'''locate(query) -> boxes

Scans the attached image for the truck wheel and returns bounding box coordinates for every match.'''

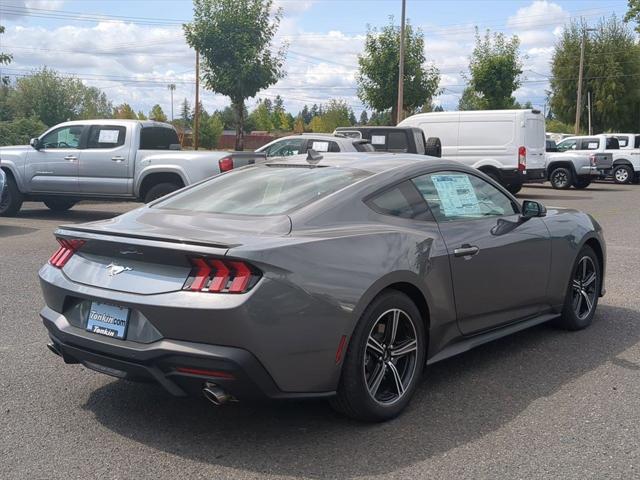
[506,184,522,195]
[144,182,181,203]
[612,165,633,184]
[424,137,442,158]
[44,199,77,211]
[573,178,591,189]
[0,174,24,217]
[549,167,573,190]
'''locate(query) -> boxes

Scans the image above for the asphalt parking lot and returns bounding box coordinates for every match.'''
[1,182,639,480]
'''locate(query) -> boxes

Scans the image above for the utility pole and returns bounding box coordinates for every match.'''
[194,50,200,150]
[168,83,176,122]
[587,91,592,135]
[396,0,406,125]
[575,26,597,135]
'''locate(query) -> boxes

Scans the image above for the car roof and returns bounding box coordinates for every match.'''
[264,152,447,174]
[51,119,174,129]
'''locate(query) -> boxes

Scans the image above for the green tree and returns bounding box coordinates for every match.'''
[9,68,112,125]
[625,0,640,32]
[300,105,312,124]
[549,16,640,133]
[0,117,48,146]
[250,99,274,131]
[184,0,287,150]
[293,115,305,133]
[113,103,137,119]
[348,109,357,126]
[308,115,325,132]
[357,17,440,124]
[200,113,224,149]
[460,28,523,110]
[149,104,167,122]
[137,110,147,120]
[359,110,369,125]
[180,98,192,126]
[1,25,12,85]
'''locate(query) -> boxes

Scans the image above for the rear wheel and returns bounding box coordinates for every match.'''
[554,245,600,331]
[613,165,633,184]
[144,182,181,203]
[330,290,426,422]
[573,178,591,189]
[549,167,573,190]
[506,184,522,195]
[0,174,24,217]
[44,199,77,211]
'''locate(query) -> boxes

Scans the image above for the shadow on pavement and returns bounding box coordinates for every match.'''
[0,225,38,238]
[14,206,133,223]
[83,304,638,479]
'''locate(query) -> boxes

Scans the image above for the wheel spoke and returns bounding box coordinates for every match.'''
[367,362,386,398]
[581,289,593,312]
[367,337,385,356]
[572,279,581,291]
[388,310,400,346]
[573,291,583,313]
[583,272,596,288]
[390,339,417,359]
[387,361,405,397]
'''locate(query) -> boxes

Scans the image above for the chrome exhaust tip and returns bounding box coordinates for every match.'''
[47,342,61,357]
[202,382,232,406]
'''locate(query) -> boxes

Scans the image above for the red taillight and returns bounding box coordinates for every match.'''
[49,238,85,268]
[218,156,233,172]
[518,146,527,172]
[184,257,260,293]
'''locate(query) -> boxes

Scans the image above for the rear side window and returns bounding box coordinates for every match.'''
[615,136,629,148]
[366,182,428,219]
[87,125,126,149]
[606,137,619,149]
[353,141,375,152]
[140,127,180,150]
[387,132,408,152]
[635,136,640,149]
[155,165,371,215]
[414,131,426,154]
[579,138,600,150]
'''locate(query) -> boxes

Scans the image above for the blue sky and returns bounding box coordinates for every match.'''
[0,0,633,117]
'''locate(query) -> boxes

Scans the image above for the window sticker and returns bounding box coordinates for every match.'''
[98,129,120,144]
[371,135,386,145]
[312,141,329,152]
[587,142,598,149]
[431,174,480,217]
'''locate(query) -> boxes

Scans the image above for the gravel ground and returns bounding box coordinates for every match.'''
[1,182,639,480]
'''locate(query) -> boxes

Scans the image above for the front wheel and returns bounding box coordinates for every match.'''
[330,291,426,422]
[554,245,600,330]
[506,184,522,195]
[0,174,24,217]
[143,182,181,203]
[613,165,633,184]
[549,167,573,190]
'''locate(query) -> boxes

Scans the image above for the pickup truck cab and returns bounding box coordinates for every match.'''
[603,134,640,184]
[548,135,614,189]
[0,119,229,216]
[333,126,442,157]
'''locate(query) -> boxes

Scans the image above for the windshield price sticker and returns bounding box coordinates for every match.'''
[431,174,480,217]
[98,129,121,144]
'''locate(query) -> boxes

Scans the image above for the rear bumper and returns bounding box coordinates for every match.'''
[42,306,335,400]
[500,168,546,185]
[578,166,611,177]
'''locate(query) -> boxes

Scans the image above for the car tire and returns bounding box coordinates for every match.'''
[330,290,426,422]
[506,184,522,195]
[424,137,442,158]
[549,167,573,190]
[0,174,24,217]
[554,245,600,331]
[612,165,633,184]
[483,170,501,185]
[144,182,181,203]
[573,178,591,189]
[44,199,77,211]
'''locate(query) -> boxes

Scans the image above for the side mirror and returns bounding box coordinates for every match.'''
[521,200,547,218]
[30,138,41,150]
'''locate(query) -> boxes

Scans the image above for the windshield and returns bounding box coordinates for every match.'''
[154,165,371,215]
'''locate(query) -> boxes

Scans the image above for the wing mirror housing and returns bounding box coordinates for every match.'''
[30,138,42,150]
[521,200,547,219]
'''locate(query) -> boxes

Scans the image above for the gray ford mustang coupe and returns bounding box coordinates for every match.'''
[39,152,606,421]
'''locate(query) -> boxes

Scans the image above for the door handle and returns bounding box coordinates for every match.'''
[63,155,77,162]
[454,244,480,257]
[111,156,125,162]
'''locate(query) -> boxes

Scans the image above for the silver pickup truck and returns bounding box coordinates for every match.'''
[546,134,613,189]
[0,119,233,216]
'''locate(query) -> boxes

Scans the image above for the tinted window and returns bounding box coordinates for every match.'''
[413,172,517,222]
[414,131,426,154]
[606,137,619,149]
[87,125,126,149]
[140,127,180,150]
[579,138,600,150]
[557,139,576,151]
[615,136,629,148]
[635,136,640,149]
[353,141,375,152]
[155,165,371,215]
[387,132,409,152]
[41,125,83,149]
[307,139,339,153]
[366,182,427,219]
[263,138,305,156]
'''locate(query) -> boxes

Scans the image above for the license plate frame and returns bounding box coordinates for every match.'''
[86,302,130,340]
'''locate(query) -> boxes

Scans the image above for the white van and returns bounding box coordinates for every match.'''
[398,109,547,194]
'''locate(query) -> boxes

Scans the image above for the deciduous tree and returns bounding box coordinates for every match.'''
[113,103,137,119]
[184,0,287,150]
[357,17,440,124]
[149,104,167,122]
